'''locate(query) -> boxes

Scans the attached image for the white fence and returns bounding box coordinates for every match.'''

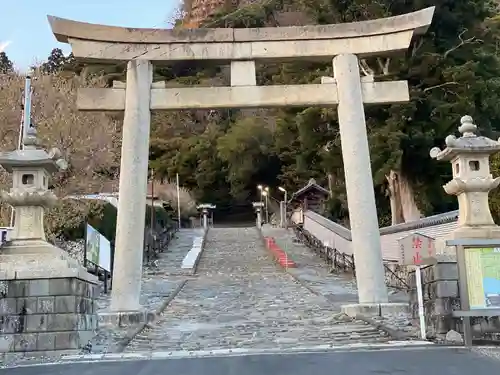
[295,210,458,261]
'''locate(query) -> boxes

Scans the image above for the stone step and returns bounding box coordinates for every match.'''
[130,327,386,344]
[133,330,384,342]
[136,323,378,335]
[124,336,392,352]
[144,271,192,276]
[132,329,385,342]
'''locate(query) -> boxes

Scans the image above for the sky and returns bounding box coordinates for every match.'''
[0,0,179,71]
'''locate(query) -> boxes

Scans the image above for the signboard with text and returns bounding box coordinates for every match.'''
[398,232,436,266]
[464,247,500,309]
[85,224,111,272]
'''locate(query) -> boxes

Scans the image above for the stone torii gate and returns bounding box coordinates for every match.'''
[48,7,435,313]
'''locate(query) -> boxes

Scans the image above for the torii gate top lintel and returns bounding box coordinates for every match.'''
[47,7,434,63]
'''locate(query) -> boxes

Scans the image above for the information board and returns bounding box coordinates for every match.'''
[85,224,111,272]
[464,247,500,309]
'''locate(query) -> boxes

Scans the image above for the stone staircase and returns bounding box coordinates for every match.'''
[124,227,392,353]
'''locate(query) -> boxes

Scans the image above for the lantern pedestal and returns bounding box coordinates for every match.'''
[0,129,98,356]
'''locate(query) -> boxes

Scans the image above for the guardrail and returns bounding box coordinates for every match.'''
[293,225,410,290]
[144,226,178,264]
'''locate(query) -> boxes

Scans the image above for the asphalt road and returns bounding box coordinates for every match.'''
[2,347,499,375]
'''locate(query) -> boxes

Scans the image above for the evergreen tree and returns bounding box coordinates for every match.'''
[0,52,13,73]
[149,0,500,223]
[40,48,75,74]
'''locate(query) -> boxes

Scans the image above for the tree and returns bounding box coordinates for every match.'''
[217,116,275,200]
[0,71,121,239]
[40,48,76,74]
[148,0,500,225]
[0,52,13,74]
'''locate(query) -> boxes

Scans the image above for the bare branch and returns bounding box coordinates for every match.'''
[423,82,459,93]
[444,29,483,58]
[411,38,424,57]
[359,59,375,76]
[0,71,122,231]
[376,57,391,75]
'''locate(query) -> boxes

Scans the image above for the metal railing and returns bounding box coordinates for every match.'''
[294,225,355,274]
[293,225,410,290]
[143,226,178,264]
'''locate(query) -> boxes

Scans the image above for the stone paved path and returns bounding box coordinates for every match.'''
[262,226,359,310]
[125,227,389,352]
[262,226,415,336]
[90,230,200,353]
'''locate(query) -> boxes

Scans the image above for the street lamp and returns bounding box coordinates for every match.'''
[278,186,288,228]
[257,185,263,202]
[262,190,269,223]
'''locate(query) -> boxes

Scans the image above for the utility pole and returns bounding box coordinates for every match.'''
[278,186,288,229]
[176,173,181,229]
[10,76,32,227]
[150,169,155,232]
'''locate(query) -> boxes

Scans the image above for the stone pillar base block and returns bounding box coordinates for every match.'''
[98,310,156,328]
[341,303,409,318]
[0,275,98,354]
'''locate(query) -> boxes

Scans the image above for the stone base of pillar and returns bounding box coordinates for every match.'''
[341,303,409,318]
[0,243,99,355]
[451,225,500,239]
[436,225,500,256]
[98,310,156,328]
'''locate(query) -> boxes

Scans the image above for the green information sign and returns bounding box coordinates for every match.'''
[464,247,500,309]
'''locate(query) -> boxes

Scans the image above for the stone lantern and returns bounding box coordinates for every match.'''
[0,127,98,354]
[196,203,216,230]
[430,115,500,241]
[252,202,264,229]
[0,128,67,246]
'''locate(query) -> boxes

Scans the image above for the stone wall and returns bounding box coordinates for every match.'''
[409,262,500,340]
[0,277,98,354]
[408,262,460,338]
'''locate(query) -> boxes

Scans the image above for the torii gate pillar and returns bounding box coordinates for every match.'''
[333,54,387,303]
[110,61,153,312]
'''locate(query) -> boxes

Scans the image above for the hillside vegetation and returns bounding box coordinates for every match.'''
[157,0,500,226]
[3,0,500,231]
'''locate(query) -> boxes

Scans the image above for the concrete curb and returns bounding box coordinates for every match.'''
[285,268,322,295]
[191,228,208,275]
[179,228,208,276]
[112,279,188,353]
